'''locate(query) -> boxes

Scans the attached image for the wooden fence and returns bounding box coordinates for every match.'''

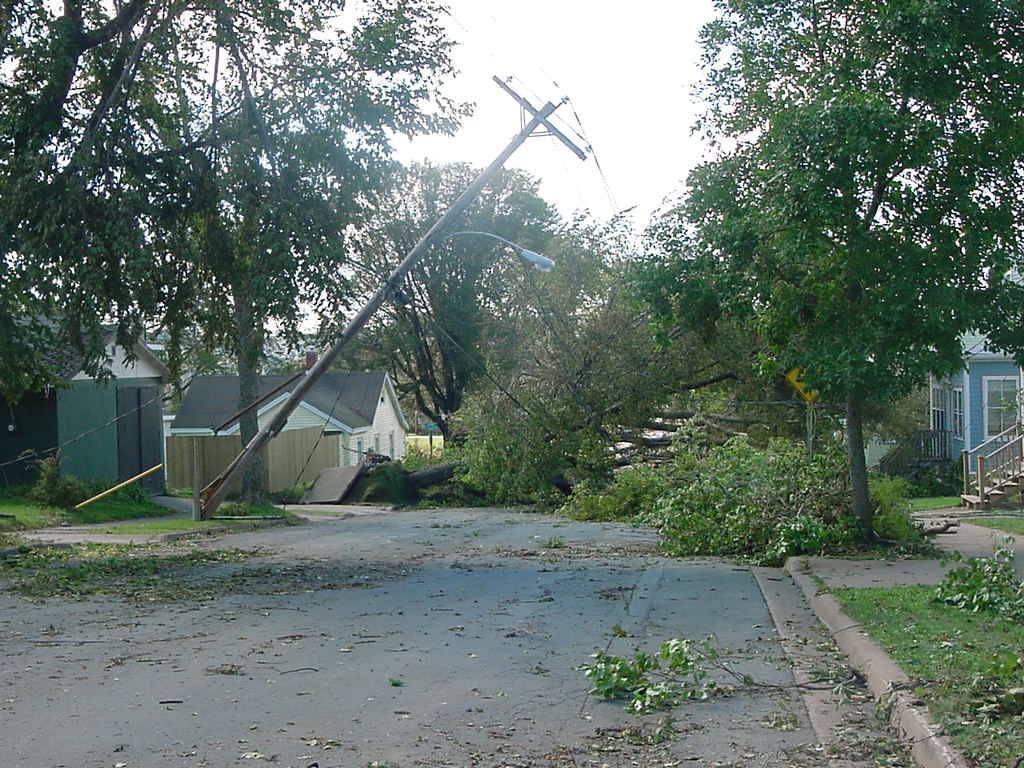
[166,427,339,494]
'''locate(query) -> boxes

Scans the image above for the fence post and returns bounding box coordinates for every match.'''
[191,437,202,522]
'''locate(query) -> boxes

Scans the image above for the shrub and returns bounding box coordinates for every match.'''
[934,549,1024,620]
[562,466,672,521]
[640,437,856,565]
[270,484,310,504]
[107,481,149,504]
[416,479,490,508]
[455,393,612,506]
[869,475,924,542]
[28,457,90,509]
[904,460,962,497]
[765,514,862,565]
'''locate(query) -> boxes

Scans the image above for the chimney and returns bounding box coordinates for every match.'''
[305,350,318,370]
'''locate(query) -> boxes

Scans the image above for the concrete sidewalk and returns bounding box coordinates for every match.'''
[787,517,1023,768]
[806,519,1023,591]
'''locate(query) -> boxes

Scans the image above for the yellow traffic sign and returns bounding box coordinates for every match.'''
[786,368,819,403]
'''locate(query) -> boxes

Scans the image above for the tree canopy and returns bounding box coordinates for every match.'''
[635,0,1024,531]
[341,162,560,438]
[0,0,465,403]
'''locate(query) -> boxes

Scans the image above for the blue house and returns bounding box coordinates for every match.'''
[929,333,1023,507]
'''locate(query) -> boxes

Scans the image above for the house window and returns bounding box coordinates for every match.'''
[389,431,395,458]
[356,438,364,461]
[930,387,947,432]
[952,388,964,438]
[984,377,1018,437]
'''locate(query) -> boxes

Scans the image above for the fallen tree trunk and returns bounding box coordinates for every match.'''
[407,462,459,489]
[650,411,765,426]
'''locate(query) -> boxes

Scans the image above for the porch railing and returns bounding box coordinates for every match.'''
[877,429,951,476]
[963,422,1024,500]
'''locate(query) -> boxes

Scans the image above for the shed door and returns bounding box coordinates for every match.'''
[116,387,164,492]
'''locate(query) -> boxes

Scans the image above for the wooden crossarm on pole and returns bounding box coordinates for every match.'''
[491,77,588,161]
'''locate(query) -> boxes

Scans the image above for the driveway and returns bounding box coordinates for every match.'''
[1,508,828,767]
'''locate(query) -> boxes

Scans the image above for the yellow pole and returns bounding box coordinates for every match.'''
[73,464,164,510]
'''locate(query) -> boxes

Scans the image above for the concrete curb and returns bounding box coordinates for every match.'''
[751,567,846,768]
[784,557,969,768]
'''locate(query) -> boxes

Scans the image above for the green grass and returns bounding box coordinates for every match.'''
[907,496,962,512]
[93,518,228,535]
[0,492,298,540]
[0,498,57,528]
[964,516,1024,535]
[0,493,176,531]
[836,585,1024,766]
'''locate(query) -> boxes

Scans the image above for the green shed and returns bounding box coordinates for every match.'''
[1,336,168,492]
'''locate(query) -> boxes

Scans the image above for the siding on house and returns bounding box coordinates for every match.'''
[369,381,406,461]
[57,381,119,483]
[223,397,341,435]
[336,379,408,466]
[966,359,1019,450]
[70,343,167,382]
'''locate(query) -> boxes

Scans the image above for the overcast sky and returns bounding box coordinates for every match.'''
[394,0,718,227]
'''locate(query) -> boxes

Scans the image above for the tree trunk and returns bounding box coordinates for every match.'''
[846,394,873,540]
[234,286,265,504]
[407,462,458,489]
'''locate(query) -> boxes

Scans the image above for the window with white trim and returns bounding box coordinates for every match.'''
[952,388,964,438]
[930,386,947,432]
[984,377,1018,437]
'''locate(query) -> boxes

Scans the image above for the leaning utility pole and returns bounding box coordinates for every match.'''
[199,79,587,517]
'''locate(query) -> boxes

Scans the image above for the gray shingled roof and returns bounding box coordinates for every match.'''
[172,371,387,432]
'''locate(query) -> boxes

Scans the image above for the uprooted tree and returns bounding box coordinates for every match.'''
[435,215,751,503]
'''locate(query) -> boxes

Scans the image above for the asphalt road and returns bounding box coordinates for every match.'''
[1,508,819,768]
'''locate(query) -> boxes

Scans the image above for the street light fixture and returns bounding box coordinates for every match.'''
[444,230,555,272]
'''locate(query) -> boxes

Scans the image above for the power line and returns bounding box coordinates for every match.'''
[0,389,166,471]
[563,95,619,214]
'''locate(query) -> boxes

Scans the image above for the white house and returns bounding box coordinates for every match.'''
[169,371,409,466]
